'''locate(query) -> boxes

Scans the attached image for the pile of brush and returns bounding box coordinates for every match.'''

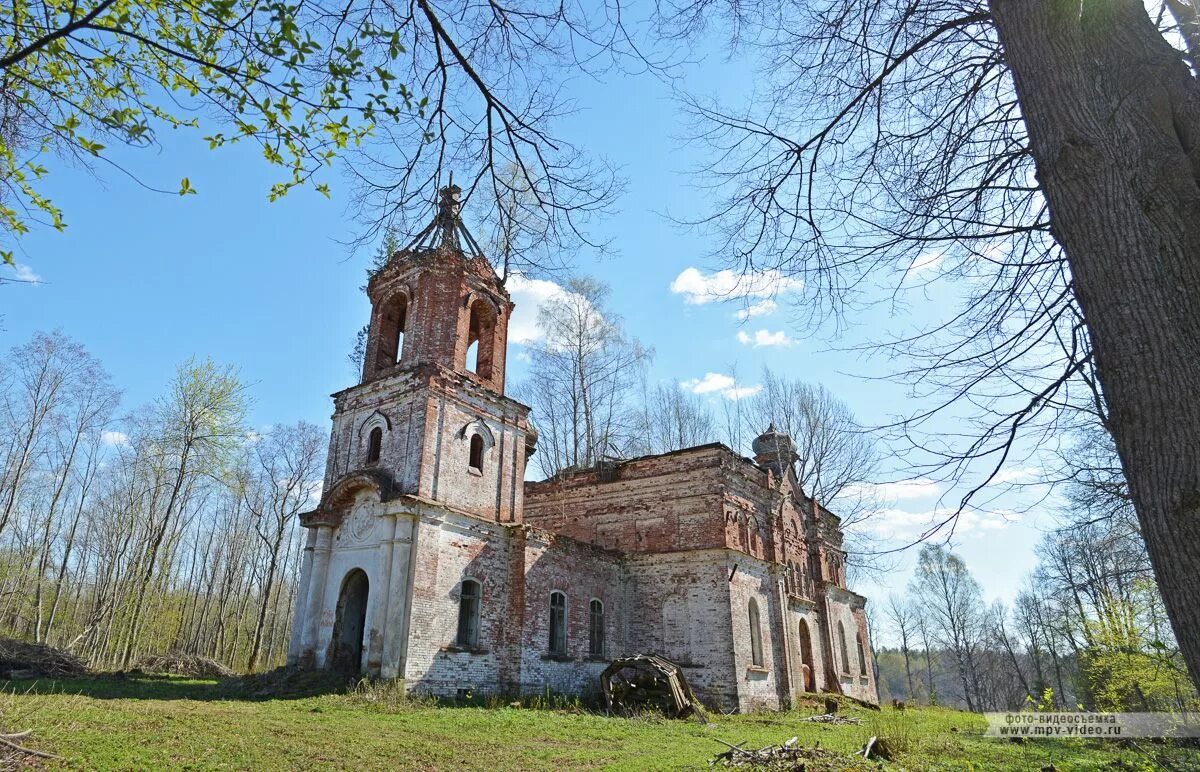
[711,736,880,770]
[0,638,87,679]
[136,651,234,678]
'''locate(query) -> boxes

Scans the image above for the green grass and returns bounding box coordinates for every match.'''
[1,675,1197,770]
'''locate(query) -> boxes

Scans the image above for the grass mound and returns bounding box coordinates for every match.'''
[136,651,235,678]
[0,637,87,678]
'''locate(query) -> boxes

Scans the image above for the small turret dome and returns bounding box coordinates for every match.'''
[752,423,795,457]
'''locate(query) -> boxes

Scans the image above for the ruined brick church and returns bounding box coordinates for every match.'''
[287,187,878,710]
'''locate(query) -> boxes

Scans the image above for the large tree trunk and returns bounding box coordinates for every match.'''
[992,0,1200,691]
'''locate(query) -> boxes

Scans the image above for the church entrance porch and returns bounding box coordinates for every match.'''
[330,569,370,674]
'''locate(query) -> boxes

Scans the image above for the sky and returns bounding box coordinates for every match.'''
[0,19,1058,631]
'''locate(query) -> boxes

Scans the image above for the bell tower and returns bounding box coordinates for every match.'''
[316,185,532,523]
[361,185,512,393]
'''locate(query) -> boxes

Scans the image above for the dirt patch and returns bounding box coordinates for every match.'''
[230,665,355,698]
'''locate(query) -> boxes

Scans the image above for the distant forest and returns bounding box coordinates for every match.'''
[872,537,1196,713]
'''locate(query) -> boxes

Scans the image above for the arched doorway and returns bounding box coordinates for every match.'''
[797,619,816,692]
[330,569,369,674]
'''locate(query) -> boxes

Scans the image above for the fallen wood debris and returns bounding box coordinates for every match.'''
[801,713,862,725]
[136,651,234,678]
[0,729,62,766]
[0,638,87,679]
[710,736,875,770]
[600,654,707,721]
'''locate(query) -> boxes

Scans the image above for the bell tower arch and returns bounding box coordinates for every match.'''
[360,185,513,393]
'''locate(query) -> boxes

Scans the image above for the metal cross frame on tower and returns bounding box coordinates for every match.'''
[404,183,486,256]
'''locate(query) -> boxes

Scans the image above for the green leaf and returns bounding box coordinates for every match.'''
[179,178,197,196]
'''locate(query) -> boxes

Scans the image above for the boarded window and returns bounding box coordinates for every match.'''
[469,434,484,472]
[589,599,605,658]
[456,580,481,647]
[549,591,567,655]
[749,598,764,667]
[366,426,383,463]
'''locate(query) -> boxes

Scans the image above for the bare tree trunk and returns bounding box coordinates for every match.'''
[992,0,1200,691]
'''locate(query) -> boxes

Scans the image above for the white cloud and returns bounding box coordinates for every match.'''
[862,506,1022,540]
[680,372,762,401]
[101,430,129,447]
[723,385,762,401]
[670,267,802,305]
[734,299,777,320]
[878,478,941,501]
[507,274,570,344]
[5,263,42,284]
[905,249,945,277]
[736,329,793,348]
[682,372,736,394]
[845,478,941,503]
[987,467,1039,486]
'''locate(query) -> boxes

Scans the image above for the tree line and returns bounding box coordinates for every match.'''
[0,331,323,671]
[876,434,1197,712]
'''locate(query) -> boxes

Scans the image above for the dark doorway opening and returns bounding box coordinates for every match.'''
[798,619,816,692]
[330,569,369,674]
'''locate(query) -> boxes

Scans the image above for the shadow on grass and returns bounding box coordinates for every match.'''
[2,669,357,702]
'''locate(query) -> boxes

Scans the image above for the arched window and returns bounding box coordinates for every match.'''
[466,298,496,379]
[838,621,851,674]
[469,434,484,472]
[588,599,605,657]
[456,579,481,648]
[748,598,764,667]
[549,591,567,655]
[366,426,383,464]
[857,631,868,674]
[375,294,408,371]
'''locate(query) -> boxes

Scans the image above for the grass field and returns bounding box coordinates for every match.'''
[1,675,1197,770]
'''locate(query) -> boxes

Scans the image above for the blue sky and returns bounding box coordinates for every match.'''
[0,27,1054,628]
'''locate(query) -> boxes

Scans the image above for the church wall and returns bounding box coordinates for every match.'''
[784,601,829,700]
[727,556,786,711]
[623,551,738,710]
[523,446,729,553]
[717,455,776,562]
[325,373,431,495]
[402,512,517,697]
[516,529,626,696]
[824,587,877,704]
[305,497,397,671]
[421,389,527,523]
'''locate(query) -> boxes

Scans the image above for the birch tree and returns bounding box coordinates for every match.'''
[519,278,651,476]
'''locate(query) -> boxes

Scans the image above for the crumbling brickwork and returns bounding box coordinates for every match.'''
[288,187,878,711]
